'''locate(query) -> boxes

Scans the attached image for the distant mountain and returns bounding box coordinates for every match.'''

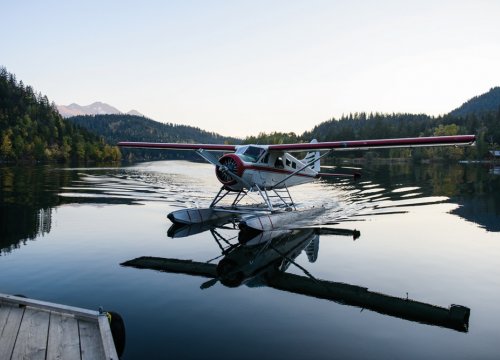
[449,87,500,117]
[0,67,121,162]
[68,114,241,161]
[57,101,143,118]
[127,109,143,116]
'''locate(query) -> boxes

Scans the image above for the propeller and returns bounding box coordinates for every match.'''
[196,149,252,188]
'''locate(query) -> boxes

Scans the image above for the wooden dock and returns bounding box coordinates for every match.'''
[0,293,120,360]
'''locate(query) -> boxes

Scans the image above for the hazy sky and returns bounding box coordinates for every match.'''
[2,0,500,137]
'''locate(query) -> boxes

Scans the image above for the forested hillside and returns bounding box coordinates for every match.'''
[304,111,499,160]
[3,64,497,164]
[69,114,241,160]
[245,108,499,161]
[450,87,500,117]
[0,67,120,162]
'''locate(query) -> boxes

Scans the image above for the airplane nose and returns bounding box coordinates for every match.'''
[215,154,244,185]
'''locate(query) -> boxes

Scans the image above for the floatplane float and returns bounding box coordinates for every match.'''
[119,135,475,231]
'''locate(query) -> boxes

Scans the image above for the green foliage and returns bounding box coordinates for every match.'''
[0,66,121,163]
[243,132,299,145]
[68,114,240,161]
[248,109,499,161]
[2,65,498,163]
[422,124,465,160]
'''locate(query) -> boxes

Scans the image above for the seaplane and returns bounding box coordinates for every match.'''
[118,134,476,230]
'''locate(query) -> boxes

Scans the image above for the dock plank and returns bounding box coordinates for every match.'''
[0,304,12,332]
[1,294,119,360]
[0,293,98,320]
[0,305,25,360]
[79,319,106,360]
[11,307,50,360]
[46,312,81,360]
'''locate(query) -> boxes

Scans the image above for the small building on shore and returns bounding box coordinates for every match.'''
[489,150,500,163]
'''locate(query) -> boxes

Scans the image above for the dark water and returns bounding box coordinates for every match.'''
[1,161,499,359]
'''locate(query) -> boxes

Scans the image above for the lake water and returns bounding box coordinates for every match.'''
[1,161,499,359]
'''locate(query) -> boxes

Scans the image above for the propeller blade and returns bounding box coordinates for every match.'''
[200,278,218,289]
[197,149,253,189]
[225,169,253,189]
[196,149,222,166]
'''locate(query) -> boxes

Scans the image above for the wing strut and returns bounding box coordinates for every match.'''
[272,150,332,189]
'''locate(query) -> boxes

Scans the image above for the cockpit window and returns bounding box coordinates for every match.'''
[240,146,266,163]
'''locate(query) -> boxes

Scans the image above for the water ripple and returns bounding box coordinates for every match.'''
[57,162,451,227]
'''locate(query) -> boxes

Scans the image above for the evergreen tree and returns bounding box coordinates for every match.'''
[0,67,121,163]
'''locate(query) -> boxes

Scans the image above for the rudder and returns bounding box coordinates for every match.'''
[303,139,320,172]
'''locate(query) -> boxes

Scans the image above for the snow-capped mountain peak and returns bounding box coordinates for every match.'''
[57,102,143,118]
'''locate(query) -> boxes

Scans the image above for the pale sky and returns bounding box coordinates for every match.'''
[2,0,500,138]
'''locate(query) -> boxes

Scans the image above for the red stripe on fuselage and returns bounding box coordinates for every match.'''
[242,164,316,178]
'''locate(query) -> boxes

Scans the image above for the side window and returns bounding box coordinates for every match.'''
[285,159,291,167]
[292,162,297,169]
[275,157,284,168]
[261,153,270,164]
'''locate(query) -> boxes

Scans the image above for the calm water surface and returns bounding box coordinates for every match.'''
[1,161,499,359]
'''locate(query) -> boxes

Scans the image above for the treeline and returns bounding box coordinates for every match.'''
[244,132,300,145]
[0,67,121,163]
[244,110,500,161]
[69,114,241,161]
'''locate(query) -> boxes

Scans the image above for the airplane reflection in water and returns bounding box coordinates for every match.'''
[122,222,470,333]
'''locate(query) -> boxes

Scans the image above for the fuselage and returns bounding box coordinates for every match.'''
[216,145,318,191]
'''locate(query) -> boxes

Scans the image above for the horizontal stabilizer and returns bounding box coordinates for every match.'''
[317,172,361,179]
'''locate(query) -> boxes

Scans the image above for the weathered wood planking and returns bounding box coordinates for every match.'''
[46,312,81,360]
[79,320,106,360]
[11,307,50,360]
[0,293,98,320]
[0,294,120,360]
[0,305,25,360]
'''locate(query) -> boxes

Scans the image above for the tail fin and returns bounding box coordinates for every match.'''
[303,139,320,172]
[304,235,319,263]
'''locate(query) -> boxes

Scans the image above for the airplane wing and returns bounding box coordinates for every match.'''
[121,256,469,332]
[117,142,237,151]
[267,272,469,332]
[268,135,476,152]
[119,135,475,153]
